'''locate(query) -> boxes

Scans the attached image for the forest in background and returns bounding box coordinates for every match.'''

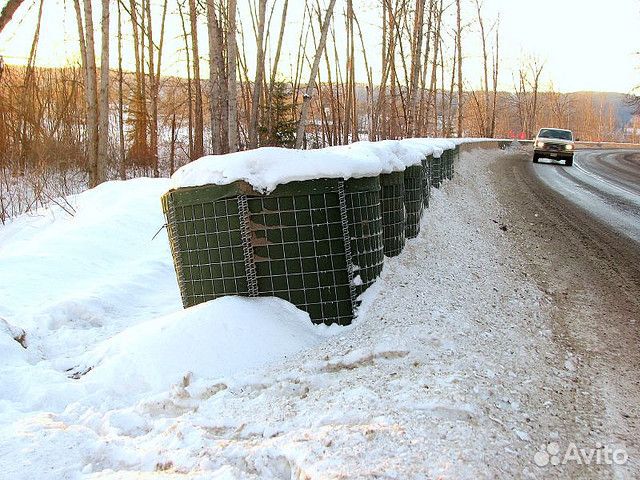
[0,0,638,223]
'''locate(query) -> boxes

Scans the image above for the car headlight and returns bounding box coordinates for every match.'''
[536,141,545,148]
[565,144,573,150]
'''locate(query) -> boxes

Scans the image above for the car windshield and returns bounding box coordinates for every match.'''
[538,129,573,141]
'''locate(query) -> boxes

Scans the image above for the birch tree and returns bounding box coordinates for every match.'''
[248,0,267,149]
[207,0,225,154]
[0,0,27,34]
[189,0,204,159]
[408,0,426,137]
[295,0,338,149]
[456,0,463,136]
[228,0,239,152]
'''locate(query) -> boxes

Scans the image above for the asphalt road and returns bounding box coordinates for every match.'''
[489,149,640,479]
[532,150,640,243]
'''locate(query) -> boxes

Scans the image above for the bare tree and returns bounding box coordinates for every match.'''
[408,0,426,137]
[490,18,499,137]
[248,0,267,149]
[295,0,338,149]
[189,0,204,159]
[513,56,544,138]
[73,0,99,186]
[456,0,463,137]
[0,0,27,34]
[265,0,289,143]
[474,0,489,136]
[227,0,239,152]
[207,0,225,154]
[97,0,109,184]
[117,2,126,179]
[178,0,194,159]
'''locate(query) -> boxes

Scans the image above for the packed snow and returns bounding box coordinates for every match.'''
[168,139,459,193]
[0,142,576,478]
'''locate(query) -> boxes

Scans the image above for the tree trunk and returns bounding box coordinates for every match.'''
[117,1,125,179]
[266,0,288,142]
[408,0,425,137]
[0,0,27,34]
[97,0,109,185]
[475,0,490,137]
[178,1,194,159]
[427,0,442,136]
[294,0,337,149]
[248,0,266,149]
[456,0,463,137]
[189,0,204,158]
[227,0,239,152]
[207,0,224,154]
[78,0,99,186]
[490,22,499,137]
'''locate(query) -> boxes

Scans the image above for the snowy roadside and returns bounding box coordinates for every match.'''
[1,147,584,478]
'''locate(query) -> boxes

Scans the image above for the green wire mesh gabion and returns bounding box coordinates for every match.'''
[162,177,383,326]
[422,156,432,208]
[403,164,423,239]
[162,186,250,305]
[345,178,384,299]
[380,170,406,257]
[442,150,453,181]
[452,145,459,176]
[430,155,442,189]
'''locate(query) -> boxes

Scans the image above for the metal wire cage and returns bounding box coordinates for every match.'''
[380,170,406,257]
[422,156,432,208]
[161,176,383,326]
[442,149,453,181]
[403,164,423,239]
[430,155,442,189]
[345,178,384,299]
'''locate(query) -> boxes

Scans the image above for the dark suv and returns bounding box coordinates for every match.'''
[533,128,575,166]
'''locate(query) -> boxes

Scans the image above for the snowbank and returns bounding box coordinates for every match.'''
[168,138,460,193]
[77,296,334,400]
[0,176,339,414]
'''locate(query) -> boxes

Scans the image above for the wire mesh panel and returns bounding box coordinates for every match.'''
[442,150,453,181]
[246,180,354,325]
[345,177,384,298]
[453,145,460,177]
[422,156,432,208]
[451,145,460,177]
[380,170,406,257]
[162,177,382,326]
[403,165,423,239]
[162,185,250,308]
[430,155,442,189]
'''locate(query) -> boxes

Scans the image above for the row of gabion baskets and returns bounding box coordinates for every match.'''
[162,146,459,326]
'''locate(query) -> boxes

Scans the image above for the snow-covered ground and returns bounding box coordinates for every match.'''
[0,147,598,478]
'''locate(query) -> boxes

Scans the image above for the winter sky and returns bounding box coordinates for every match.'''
[0,0,638,94]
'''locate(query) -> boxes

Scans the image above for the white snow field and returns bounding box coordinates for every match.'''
[0,144,569,478]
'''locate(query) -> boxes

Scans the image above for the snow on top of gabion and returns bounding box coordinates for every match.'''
[168,138,457,194]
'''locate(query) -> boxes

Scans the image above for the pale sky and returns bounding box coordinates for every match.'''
[0,0,638,94]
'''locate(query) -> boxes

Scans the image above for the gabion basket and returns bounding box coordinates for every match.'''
[346,178,384,299]
[442,150,453,181]
[380,170,406,257]
[403,164,423,239]
[422,156,432,208]
[430,155,442,189]
[161,176,383,326]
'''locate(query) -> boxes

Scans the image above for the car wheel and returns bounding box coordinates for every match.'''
[533,153,539,163]
[566,158,573,167]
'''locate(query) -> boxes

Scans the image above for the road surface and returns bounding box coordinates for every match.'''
[533,150,640,243]
[490,148,640,478]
